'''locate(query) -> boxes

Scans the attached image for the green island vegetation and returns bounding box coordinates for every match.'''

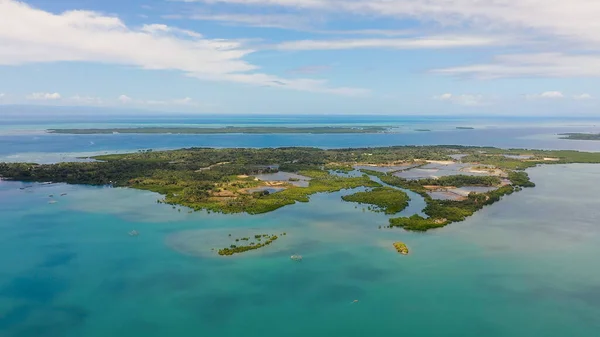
[47,126,389,135]
[2,146,600,230]
[507,171,536,188]
[218,234,279,256]
[456,127,475,130]
[393,242,409,255]
[325,163,355,173]
[415,129,432,132]
[363,168,533,231]
[342,187,410,214]
[559,133,600,141]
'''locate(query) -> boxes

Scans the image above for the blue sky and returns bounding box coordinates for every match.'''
[0,0,598,115]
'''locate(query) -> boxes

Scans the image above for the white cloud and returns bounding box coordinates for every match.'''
[118,95,133,103]
[116,95,204,107]
[168,11,414,36]
[173,97,195,105]
[432,53,600,79]
[434,93,485,106]
[140,24,203,38]
[0,0,364,95]
[69,95,103,104]
[26,92,61,100]
[274,36,501,51]
[524,91,596,100]
[435,93,453,101]
[540,91,564,99]
[573,93,593,100]
[198,72,369,95]
[0,93,5,99]
[526,91,564,99]
[185,0,600,46]
[186,0,600,80]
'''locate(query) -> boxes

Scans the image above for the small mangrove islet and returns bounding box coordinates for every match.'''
[218,234,279,256]
[393,242,409,255]
[3,146,600,232]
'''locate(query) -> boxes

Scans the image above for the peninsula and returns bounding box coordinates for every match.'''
[2,146,600,231]
[47,126,389,135]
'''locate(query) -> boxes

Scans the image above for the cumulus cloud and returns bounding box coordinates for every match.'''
[524,91,596,100]
[573,93,593,100]
[173,97,195,105]
[434,93,485,106]
[435,93,453,101]
[116,95,202,107]
[70,95,103,104]
[118,95,133,103]
[26,92,61,100]
[540,91,564,98]
[0,0,364,95]
[526,91,565,99]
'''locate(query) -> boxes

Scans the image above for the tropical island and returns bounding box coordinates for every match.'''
[342,187,410,214]
[2,146,600,232]
[47,126,389,135]
[456,127,475,130]
[393,242,409,255]
[217,233,281,256]
[559,133,600,140]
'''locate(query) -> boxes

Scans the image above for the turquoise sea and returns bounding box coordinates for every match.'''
[1,115,600,336]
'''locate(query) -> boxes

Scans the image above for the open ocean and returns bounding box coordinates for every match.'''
[1,115,600,336]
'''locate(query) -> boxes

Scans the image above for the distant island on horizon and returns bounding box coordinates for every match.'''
[47,126,390,135]
[46,125,482,135]
[559,133,600,140]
